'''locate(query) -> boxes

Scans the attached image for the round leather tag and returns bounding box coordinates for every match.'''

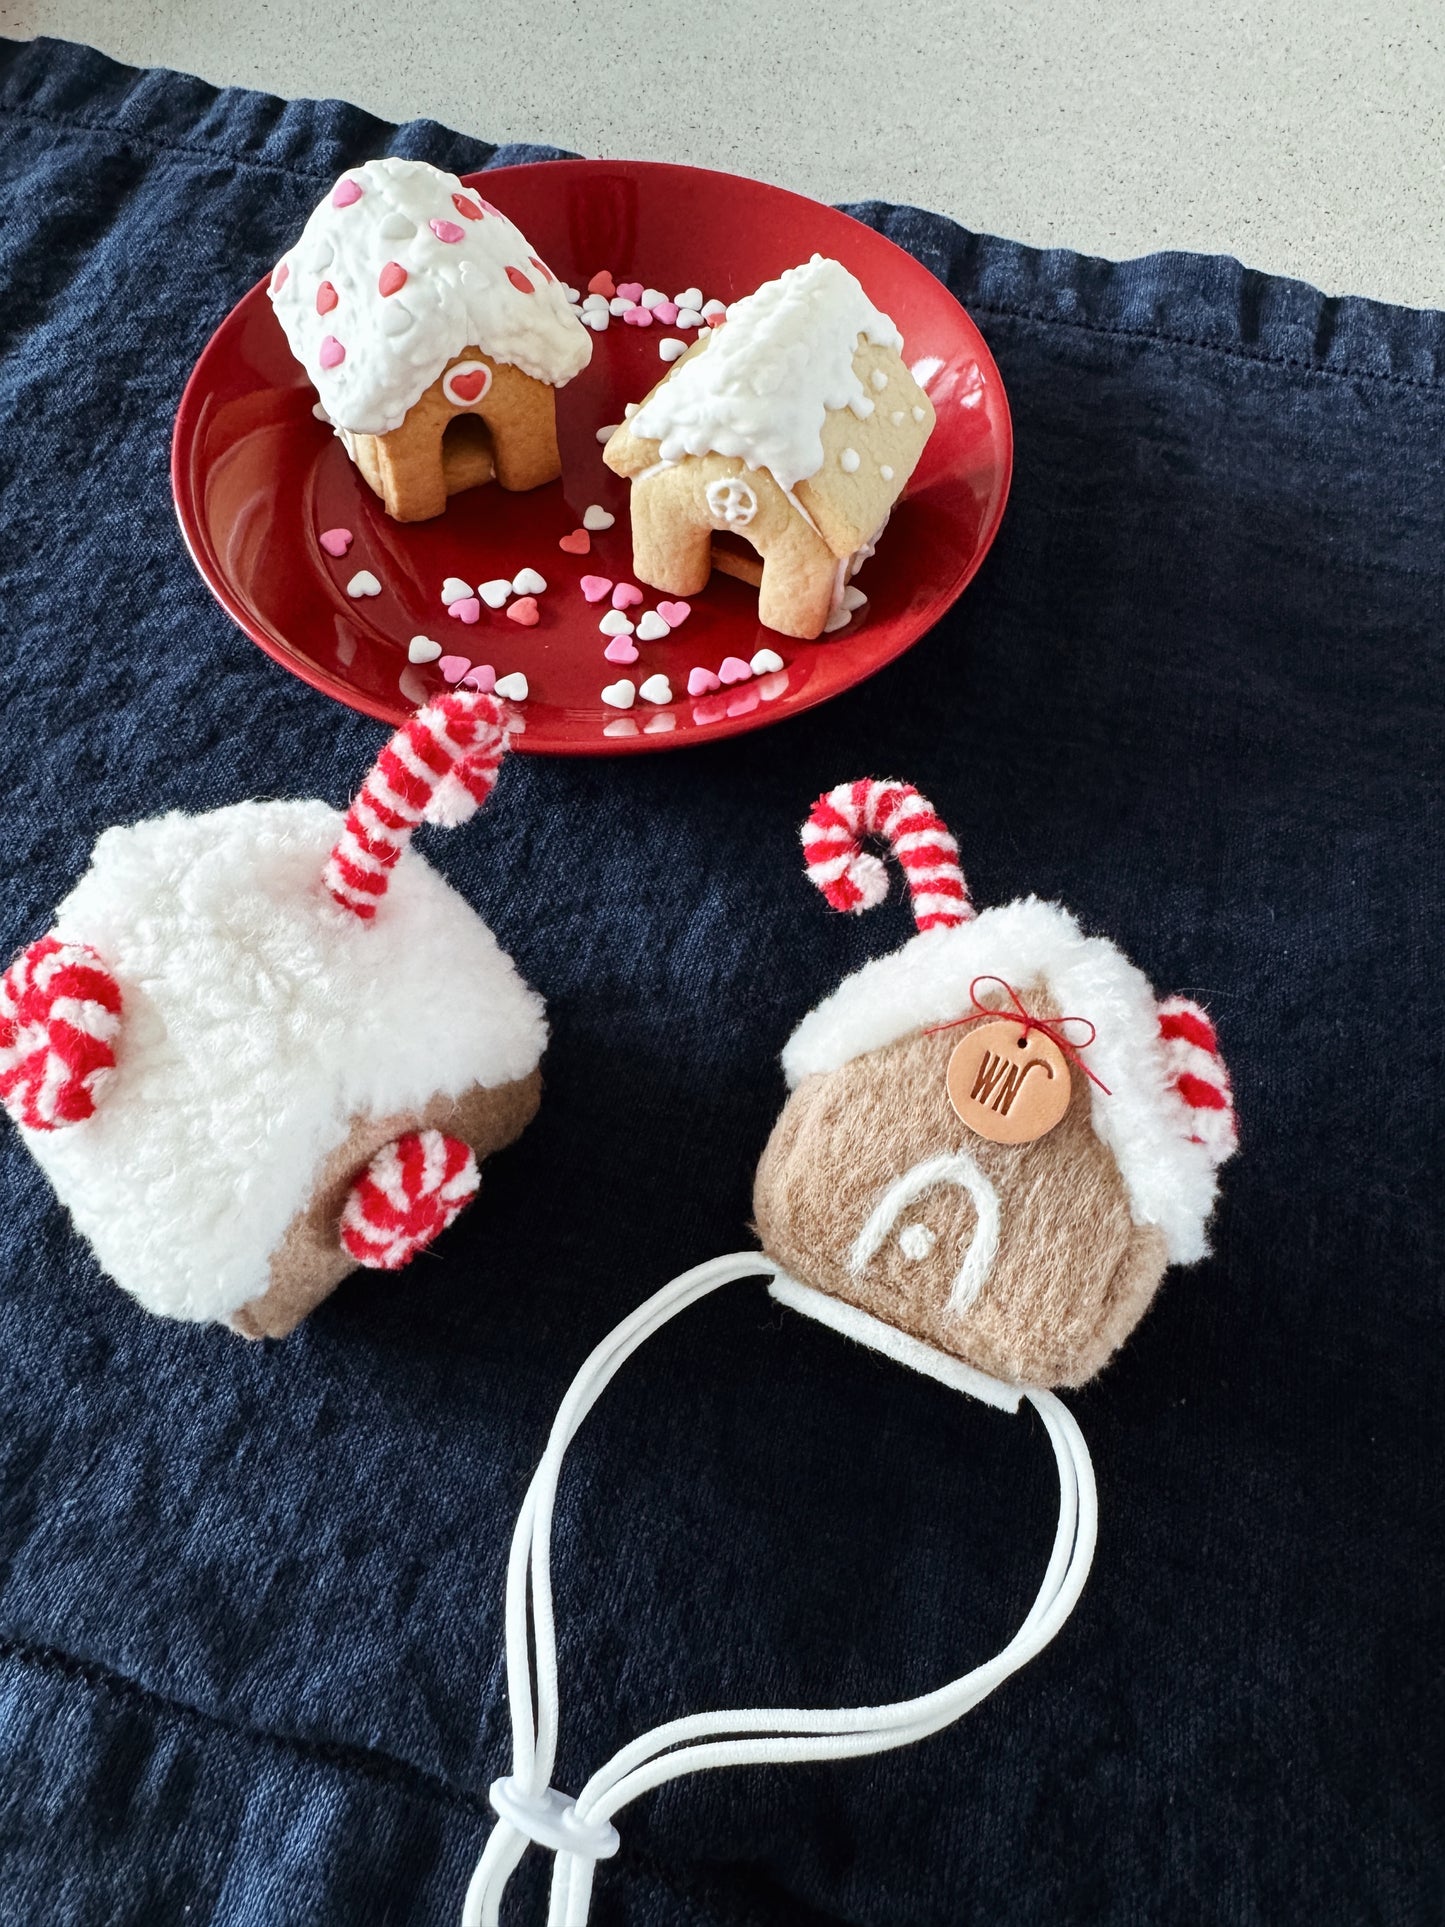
[946,1020,1072,1144]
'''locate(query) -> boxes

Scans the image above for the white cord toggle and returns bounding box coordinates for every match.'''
[460,1250,1098,1927]
[487,1779,620,1862]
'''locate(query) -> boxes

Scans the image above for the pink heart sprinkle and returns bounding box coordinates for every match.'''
[652,300,679,325]
[616,282,644,303]
[447,597,482,624]
[623,306,653,327]
[726,686,761,718]
[462,663,496,691]
[318,527,352,557]
[611,583,642,609]
[316,280,338,315]
[718,656,752,685]
[319,335,346,369]
[438,655,471,684]
[604,636,639,664]
[507,596,540,626]
[656,600,690,627]
[332,178,363,208]
[687,666,721,696]
[580,575,614,603]
[558,529,591,555]
[271,261,288,291]
[429,218,466,244]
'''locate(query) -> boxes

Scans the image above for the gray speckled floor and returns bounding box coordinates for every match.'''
[4,0,1442,308]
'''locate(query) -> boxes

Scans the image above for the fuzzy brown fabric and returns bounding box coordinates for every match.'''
[231,1068,541,1339]
[753,1021,1167,1388]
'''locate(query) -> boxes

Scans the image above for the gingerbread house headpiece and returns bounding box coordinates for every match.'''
[0,694,546,1338]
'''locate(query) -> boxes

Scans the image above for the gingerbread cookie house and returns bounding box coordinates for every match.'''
[270,157,591,522]
[602,256,935,638]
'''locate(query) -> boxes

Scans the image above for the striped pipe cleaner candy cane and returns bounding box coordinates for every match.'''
[324,691,511,921]
[801,778,972,931]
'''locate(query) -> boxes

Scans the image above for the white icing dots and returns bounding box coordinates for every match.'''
[890,409,906,426]
[880,464,894,480]
[870,369,888,391]
[839,448,861,473]
[270,156,591,435]
[628,255,904,492]
[705,477,758,527]
[912,405,926,422]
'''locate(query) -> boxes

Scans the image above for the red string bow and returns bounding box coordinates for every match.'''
[926,975,1112,1095]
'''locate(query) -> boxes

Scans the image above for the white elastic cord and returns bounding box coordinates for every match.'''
[461,1252,1097,1927]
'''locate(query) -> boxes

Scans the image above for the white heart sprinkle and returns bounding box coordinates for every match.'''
[871,369,889,391]
[512,568,547,596]
[601,679,636,710]
[379,211,415,239]
[441,576,473,606]
[346,570,381,598]
[582,293,610,312]
[823,605,851,633]
[640,288,667,309]
[596,423,621,443]
[312,401,331,422]
[582,504,615,531]
[584,311,609,331]
[839,448,860,473]
[638,673,672,705]
[701,299,726,317]
[749,647,784,674]
[636,610,670,642]
[674,287,703,312]
[408,636,442,663]
[599,609,635,636]
[563,285,581,302]
[609,297,631,316]
[843,585,868,611]
[494,672,529,701]
[675,308,704,330]
[658,338,687,363]
[623,402,638,418]
[479,578,513,608]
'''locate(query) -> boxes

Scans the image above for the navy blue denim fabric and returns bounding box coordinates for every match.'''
[0,35,1439,1927]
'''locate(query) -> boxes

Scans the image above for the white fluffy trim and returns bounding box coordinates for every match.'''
[781,898,1220,1265]
[25,800,547,1322]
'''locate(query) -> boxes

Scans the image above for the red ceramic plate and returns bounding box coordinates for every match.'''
[172,159,1011,754]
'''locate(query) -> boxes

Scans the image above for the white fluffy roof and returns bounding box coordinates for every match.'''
[25,799,547,1322]
[782,898,1222,1264]
[270,156,591,435]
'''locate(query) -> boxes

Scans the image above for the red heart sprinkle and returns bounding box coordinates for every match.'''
[587,271,616,298]
[529,255,554,283]
[378,260,407,296]
[452,193,484,221]
[316,280,338,314]
[507,596,540,627]
[558,529,591,555]
[506,265,535,294]
[448,369,488,403]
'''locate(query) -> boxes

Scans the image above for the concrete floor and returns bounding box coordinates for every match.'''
[4,1,1442,309]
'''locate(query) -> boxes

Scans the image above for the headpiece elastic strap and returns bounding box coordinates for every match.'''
[461,1252,1097,1927]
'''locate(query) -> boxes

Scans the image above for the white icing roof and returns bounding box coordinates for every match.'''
[270,157,591,435]
[628,255,904,491]
[27,800,547,1321]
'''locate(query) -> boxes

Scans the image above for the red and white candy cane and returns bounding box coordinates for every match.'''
[340,1129,480,1269]
[0,935,122,1131]
[325,692,511,921]
[1156,996,1238,1164]
[802,779,972,932]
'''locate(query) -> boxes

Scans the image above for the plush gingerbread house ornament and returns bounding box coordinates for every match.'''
[602,256,935,638]
[270,158,592,521]
[0,693,546,1338]
[458,777,1236,1927]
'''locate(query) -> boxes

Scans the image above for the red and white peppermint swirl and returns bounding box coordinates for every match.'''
[324,690,510,921]
[802,778,971,932]
[339,1129,480,1269]
[0,935,122,1131]
[1157,996,1237,1165]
